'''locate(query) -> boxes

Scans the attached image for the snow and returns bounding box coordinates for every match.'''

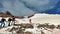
[30,14,60,25]
[0,14,60,34]
[0,26,13,34]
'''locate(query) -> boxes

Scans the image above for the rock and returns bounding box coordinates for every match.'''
[25,24,33,29]
[24,31,32,34]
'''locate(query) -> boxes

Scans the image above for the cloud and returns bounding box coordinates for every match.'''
[0,0,34,16]
[0,0,60,16]
[21,0,59,12]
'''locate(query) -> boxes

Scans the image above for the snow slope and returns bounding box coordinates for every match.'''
[30,13,60,25]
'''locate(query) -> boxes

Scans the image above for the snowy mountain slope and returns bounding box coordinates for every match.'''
[30,14,60,25]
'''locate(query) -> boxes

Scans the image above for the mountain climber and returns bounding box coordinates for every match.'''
[1,17,6,27]
[12,17,16,25]
[8,18,12,26]
[29,19,32,24]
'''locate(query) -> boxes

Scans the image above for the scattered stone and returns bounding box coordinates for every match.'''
[24,31,32,34]
[25,24,33,29]
[56,25,60,29]
[37,24,55,30]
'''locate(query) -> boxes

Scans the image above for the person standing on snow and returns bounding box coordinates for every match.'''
[8,18,12,26]
[1,17,6,27]
[29,19,32,24]
[12,17,16,25]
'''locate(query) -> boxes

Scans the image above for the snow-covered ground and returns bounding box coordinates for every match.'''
[14,13,60,25]
[0,14,60,34]
[30,13,60,25]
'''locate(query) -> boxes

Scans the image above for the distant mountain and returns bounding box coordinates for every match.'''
[0,11,13,17]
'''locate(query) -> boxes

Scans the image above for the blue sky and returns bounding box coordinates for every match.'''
[0,0,60,16]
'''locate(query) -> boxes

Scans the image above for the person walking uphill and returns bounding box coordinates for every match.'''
[1,18,6,27]
[8,18,12,26]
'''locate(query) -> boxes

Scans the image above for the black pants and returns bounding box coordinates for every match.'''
[8,21,11,26]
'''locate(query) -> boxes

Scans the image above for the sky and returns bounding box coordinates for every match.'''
[0,0,60,16]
